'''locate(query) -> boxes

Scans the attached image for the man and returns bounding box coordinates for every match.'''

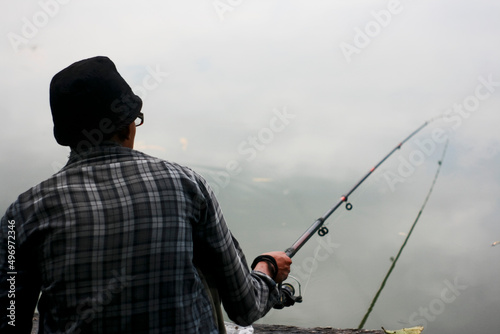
[0,56,292,333]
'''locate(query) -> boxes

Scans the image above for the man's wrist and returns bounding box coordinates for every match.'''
[251,255,278,281]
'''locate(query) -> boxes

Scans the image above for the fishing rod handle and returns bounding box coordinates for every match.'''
[285,247,296,258]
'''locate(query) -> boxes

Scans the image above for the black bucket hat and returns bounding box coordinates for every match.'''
[50,56,143,147]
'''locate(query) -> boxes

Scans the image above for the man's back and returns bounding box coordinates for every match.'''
[3,144,221,333]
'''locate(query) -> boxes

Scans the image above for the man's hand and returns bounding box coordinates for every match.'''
[253,251,292,283]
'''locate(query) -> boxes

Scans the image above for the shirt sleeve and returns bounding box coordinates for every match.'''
[0,206,41,334]
[191,175,279,326]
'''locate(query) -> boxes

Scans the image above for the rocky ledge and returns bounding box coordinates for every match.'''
[32,316,384,334]
[252,324,383,333]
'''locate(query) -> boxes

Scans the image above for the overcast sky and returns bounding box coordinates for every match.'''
[1,1,499,332]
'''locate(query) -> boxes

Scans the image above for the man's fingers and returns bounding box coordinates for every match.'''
[261,251,292,283]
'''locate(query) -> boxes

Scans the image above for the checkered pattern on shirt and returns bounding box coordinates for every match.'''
[0,144,279,334]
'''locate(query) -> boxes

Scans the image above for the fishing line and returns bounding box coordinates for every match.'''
[357,139,449,329]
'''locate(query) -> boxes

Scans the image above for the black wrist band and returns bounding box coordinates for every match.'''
[251,255,278,281]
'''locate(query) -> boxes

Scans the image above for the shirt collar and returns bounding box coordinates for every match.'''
[65,141,125,166]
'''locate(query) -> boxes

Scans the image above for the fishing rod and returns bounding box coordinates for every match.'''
[273,117,444,309]
[284,117,441,259]
[357,139,449,329]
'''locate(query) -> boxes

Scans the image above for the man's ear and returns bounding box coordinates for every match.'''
[121,122,136,149]
[111,122,135,149]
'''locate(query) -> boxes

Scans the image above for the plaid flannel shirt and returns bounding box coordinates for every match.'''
[0,143,279,333]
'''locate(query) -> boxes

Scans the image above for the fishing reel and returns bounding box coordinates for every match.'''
[273,276,303,309]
